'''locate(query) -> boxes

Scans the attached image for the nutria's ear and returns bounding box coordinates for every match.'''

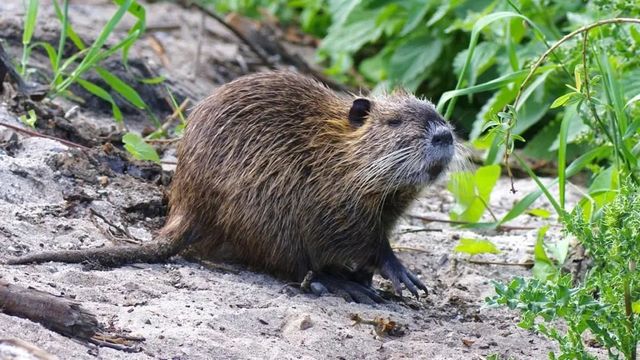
[349,98,370,127]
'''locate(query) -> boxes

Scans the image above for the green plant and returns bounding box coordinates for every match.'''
[447,164,500,224]
[18,109,37,129]
[122,132,160,163]
[454,238,500,256]
[19,0,162,161]
[441,13,640,229]
[20,0,39,77]
[488,183,640,359]
[22,0,150,125]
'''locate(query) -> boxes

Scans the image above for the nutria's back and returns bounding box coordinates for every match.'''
[166,71,454,283]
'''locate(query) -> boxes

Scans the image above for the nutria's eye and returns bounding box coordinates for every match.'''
[387,118,402,127]
[349,98,370,127]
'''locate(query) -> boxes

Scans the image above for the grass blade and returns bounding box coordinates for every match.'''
[95,67,147,109]
[442,11,546,119]
[76,79,123,122]
[113,0,146,66]
[122,132,160,163]
[30,42,58,79]
[53,0,68,74]
[437,70,528,113]
[20,0,39,75]
[22,0,39,46]
[54,0,134,94]
[513,153,564,218]
[52,0,86,50]
[557,105,572,210]
[499,146,609,224]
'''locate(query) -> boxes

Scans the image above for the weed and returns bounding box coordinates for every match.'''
[488,183,640,359]
[19,0,161,159]
[18,109,37,129]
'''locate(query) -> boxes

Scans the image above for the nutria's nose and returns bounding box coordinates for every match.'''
[432,129,453,147]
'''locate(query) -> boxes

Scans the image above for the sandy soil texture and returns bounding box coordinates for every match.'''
[0,1,594,359]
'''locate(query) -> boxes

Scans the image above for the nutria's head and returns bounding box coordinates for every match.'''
[336,92,455,192]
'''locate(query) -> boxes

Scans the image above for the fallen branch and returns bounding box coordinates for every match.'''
[0,281,99,339]
[0,121,91,150]
[0,281,144,352]
[392,246,431,254]
[465,259,534,268]
[89,208,141,245]
[396,228,441,235]
[408,214,536,231]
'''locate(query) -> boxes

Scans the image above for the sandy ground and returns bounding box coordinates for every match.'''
[0,1,597,359]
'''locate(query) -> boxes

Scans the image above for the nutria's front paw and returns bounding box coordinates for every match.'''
[379,256,428,298]
[307,273,385,305]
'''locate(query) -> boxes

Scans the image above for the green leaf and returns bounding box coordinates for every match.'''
[22,0,39,46]
[52,0,135,95]
[631,26,640,44]
[320,8,383,55]
[557,103,572,210]
[454,238,500,255]
[532,225,557,281]
[389,33,442,91]
[113,0,146,65]
[76,78,123,122]
[30,42,58,74]
[499,146,609,224]
[95,67,147,109]
[549,237,570,266]
[139,76,166,85]
[625,92,640,109]
[399,1,432,36]
[550,92,577,109]
[527,208,551,219]
[19,109,37,129]
[122,132,160,163]
[448,164,500,223]
[633,301,640,314]
[426,3,448,26]
[513,153,564,218]
[452,42,500,87]
[475,165,501,199]
[443,11,540,119]
[52,0,86,50]
[437,70,529,113]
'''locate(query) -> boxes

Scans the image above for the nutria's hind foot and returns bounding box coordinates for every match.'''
[379,250,428,299]
[308,273,386,305]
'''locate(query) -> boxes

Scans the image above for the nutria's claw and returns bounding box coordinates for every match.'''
[379,257,428,299]
[308,274,386,305]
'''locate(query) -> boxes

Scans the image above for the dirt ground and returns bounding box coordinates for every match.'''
[0,1,595,359]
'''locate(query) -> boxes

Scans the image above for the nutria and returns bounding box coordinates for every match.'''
[6,71,456,304]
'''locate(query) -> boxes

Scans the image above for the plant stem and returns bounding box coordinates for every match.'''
[506,18,640,189]
[513,18,640,108]
[624,275,635,360]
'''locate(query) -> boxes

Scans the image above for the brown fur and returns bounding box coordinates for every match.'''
[8,71,453,289]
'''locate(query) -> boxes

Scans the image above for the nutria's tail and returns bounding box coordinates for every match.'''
[4,238,182,267]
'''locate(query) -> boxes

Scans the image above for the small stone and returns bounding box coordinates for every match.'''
[98,176,109,187]
[299,315,313,330]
